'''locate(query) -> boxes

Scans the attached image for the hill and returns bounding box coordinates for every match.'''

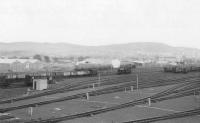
[0,42,199,58]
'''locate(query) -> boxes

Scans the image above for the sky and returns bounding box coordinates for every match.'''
[0,0,200,48]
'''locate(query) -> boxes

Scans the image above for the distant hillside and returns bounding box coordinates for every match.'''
[0,42,199,58]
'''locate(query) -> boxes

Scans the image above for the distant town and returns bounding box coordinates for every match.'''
[0,53,199,74]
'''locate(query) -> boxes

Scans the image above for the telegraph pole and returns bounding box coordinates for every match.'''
[136,73,140,98]
[98,72,101,86]
[136,74,139,90]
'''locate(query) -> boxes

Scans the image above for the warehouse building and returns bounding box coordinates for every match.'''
[0,59,44,73]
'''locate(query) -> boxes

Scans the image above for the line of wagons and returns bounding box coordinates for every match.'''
[163,64,200,73]
[0,64,135,88]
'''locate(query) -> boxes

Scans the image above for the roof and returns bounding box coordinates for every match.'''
[0,59,39,64]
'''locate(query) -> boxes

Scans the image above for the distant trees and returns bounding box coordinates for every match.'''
[8,56,18,59]
[33,54,42,61]
[32,54,90,63]
[44,56,50,63]
[19,56,30,59]
[77,56,90,61]
[33,54,50,62]
[52,57,59,62]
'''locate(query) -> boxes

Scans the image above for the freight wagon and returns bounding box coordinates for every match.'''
[163,62,200,73]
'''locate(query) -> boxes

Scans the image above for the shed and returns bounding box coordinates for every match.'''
[32,79,48,90]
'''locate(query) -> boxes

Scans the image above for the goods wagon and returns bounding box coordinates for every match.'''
[24,74,55,86]
[0,75,10,87]
[163,64,189,73]
[163,62,200,73]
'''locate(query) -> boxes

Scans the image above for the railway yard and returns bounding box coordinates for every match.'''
[0,67,200,123]
[2,0,200,122]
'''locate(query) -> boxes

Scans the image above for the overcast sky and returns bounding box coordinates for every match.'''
[0,0,200,48]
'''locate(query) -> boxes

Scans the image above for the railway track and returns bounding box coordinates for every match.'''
[0,114,15,121]
[0,76,199,113]
[23,80,200,123]
[0,68,198,122]
[0,72,198,104]
[0,74,136,104]
[123,108,200,123]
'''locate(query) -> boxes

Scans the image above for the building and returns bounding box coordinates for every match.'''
[0,58,44,73]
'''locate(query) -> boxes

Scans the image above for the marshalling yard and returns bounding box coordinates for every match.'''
[0,66,200,123]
